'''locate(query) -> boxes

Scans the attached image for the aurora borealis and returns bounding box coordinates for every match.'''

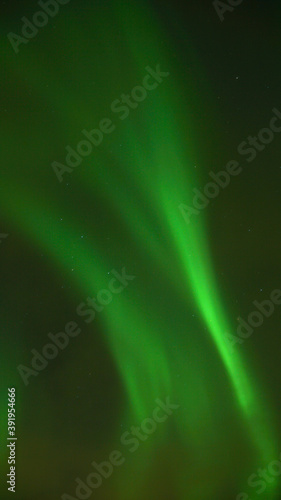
[1,1,281,499]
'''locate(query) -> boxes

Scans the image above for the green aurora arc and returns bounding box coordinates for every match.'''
[1,1,280,498]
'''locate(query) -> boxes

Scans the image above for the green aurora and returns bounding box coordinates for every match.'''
[1,1,281,499]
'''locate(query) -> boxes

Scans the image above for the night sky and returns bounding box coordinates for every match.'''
[1,1,281,499]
